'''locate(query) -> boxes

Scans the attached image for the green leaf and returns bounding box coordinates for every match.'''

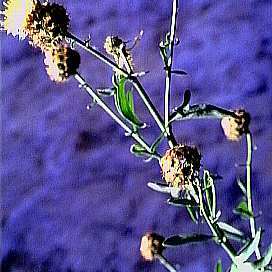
[163,234,213,248]
[253,244,272,269]
[237,179,247,196]
[186,205,199,224]
[218,222,244,237]
[233,200,254,219]
[167,198,199,207]
[115,77,145,128]
[203,170,216,219]
[215,259,223,272]
[150,131,165,153]
[236,228,262,263]
[130,144,157,162]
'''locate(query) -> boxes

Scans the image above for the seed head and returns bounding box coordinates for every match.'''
[0,0,37,39]
[140,233,164,261]
[160,144,201,189]
[104,35,133,69]
[44,45,80,83]
[221,109,250,141]
[26,1,70,51]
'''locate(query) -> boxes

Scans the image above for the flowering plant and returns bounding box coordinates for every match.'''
[1,0,271,271]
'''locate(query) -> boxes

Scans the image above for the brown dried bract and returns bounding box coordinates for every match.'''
[140,233,164,261]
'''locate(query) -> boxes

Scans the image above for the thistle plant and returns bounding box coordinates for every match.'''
[1,0,271,271]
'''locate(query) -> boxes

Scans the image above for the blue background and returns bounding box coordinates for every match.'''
[1,0,272,271]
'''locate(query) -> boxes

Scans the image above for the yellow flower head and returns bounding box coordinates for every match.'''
[44,45,80,83]
[0,0,36,39]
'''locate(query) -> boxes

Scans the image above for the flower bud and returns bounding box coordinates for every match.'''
[140,233,164,261]
[221,109,250,141]
[44,45,80,82]
[160,144,201,189]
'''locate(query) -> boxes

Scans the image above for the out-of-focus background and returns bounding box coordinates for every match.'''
[1,0,271,271]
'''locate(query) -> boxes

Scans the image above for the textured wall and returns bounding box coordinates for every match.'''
[1,0,272,271]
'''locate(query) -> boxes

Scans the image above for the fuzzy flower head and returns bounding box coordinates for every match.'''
[140,233,164,261]
[44,45,80,83]
[221,109,250,141]
[104,35,133,69]
[160,144,201,189]
[0,0,37,39]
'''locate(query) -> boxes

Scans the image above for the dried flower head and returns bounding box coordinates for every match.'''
[140,233,164,261]
[221,109,250,141]
[104,35,133,69]
[26,1,70,50]
[44,45,80,82]
[160,144,201,189]
[0,0,37,39]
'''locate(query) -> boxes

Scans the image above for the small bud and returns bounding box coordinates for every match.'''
[44,45,80,83]
[140,233,164,261]
[160,144,201,189]
[221,109,250,141]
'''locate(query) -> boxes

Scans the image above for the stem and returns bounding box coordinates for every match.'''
[74,72,160,160]
[196,185,237,264]
[164,0,178,139]
[246,132,261,260]
[66,33,177,148]
[155,254,177,272]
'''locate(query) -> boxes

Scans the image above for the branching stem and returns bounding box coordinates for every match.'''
[74,72,160,160]
[66,33,177,148]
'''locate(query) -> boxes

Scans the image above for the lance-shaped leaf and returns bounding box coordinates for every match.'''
[203,170,216,219]
[215,259,223,272]
[96,87,115,97]
[163,234,213,248]
[235,228,262,264]
[186,206,199,224]
[115,77,145,128]
[217,222,247,243]
[253,244,272,270]
[130,144,157,162]
[233,199,254,219]
[237,179,247,196]
[167,198,199,207]
[147,182,171,194]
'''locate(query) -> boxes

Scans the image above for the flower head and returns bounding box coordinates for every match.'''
[44,45,80,83]
[104,35,133,69]
[0,0,36,39]
[221,109,250,141]
[140,233,164,261]
[26,1,70,50]
[160,144,201,189]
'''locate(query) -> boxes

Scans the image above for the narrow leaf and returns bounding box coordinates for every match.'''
[236,228,262,263]
[233,200,254,219]
[171,70,188,75]
[253,244,272,269]
[163,234,213,248]
[96,87,115,97]
[215,259,223,272]
[237,179,247,196]
[147,182,171,194]
[115,77,145,128]
[218,222,244,237]
[186,206,199,224]
[167,198,198,207]
[203,170,216,219]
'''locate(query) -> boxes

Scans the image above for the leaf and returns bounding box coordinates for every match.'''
[215,259,223,272]
[186,205,199,224]
[163,234,213,248]
[236,228,262,264]
[218,222,244,237]
[96,87,115,97]
[230,263,256,272]
[150,131,165,153]
[253,244,272,269]
[237,179,247,196]
[171,70,188,76]
[203,170,216,219]
[147,182,171,194]
[167,197,198,207]
[233,200,254,219]
[115,77,145,128]
[130,144,157,162]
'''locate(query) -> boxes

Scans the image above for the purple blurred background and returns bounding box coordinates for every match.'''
[1,0,272,271]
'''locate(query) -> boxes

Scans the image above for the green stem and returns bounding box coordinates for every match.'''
[246,132,261,260]
[155,254,177,272]
[197,185,237,264]
[74,72,160,160]
[66,33,177,148]
[164,0,178,141]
